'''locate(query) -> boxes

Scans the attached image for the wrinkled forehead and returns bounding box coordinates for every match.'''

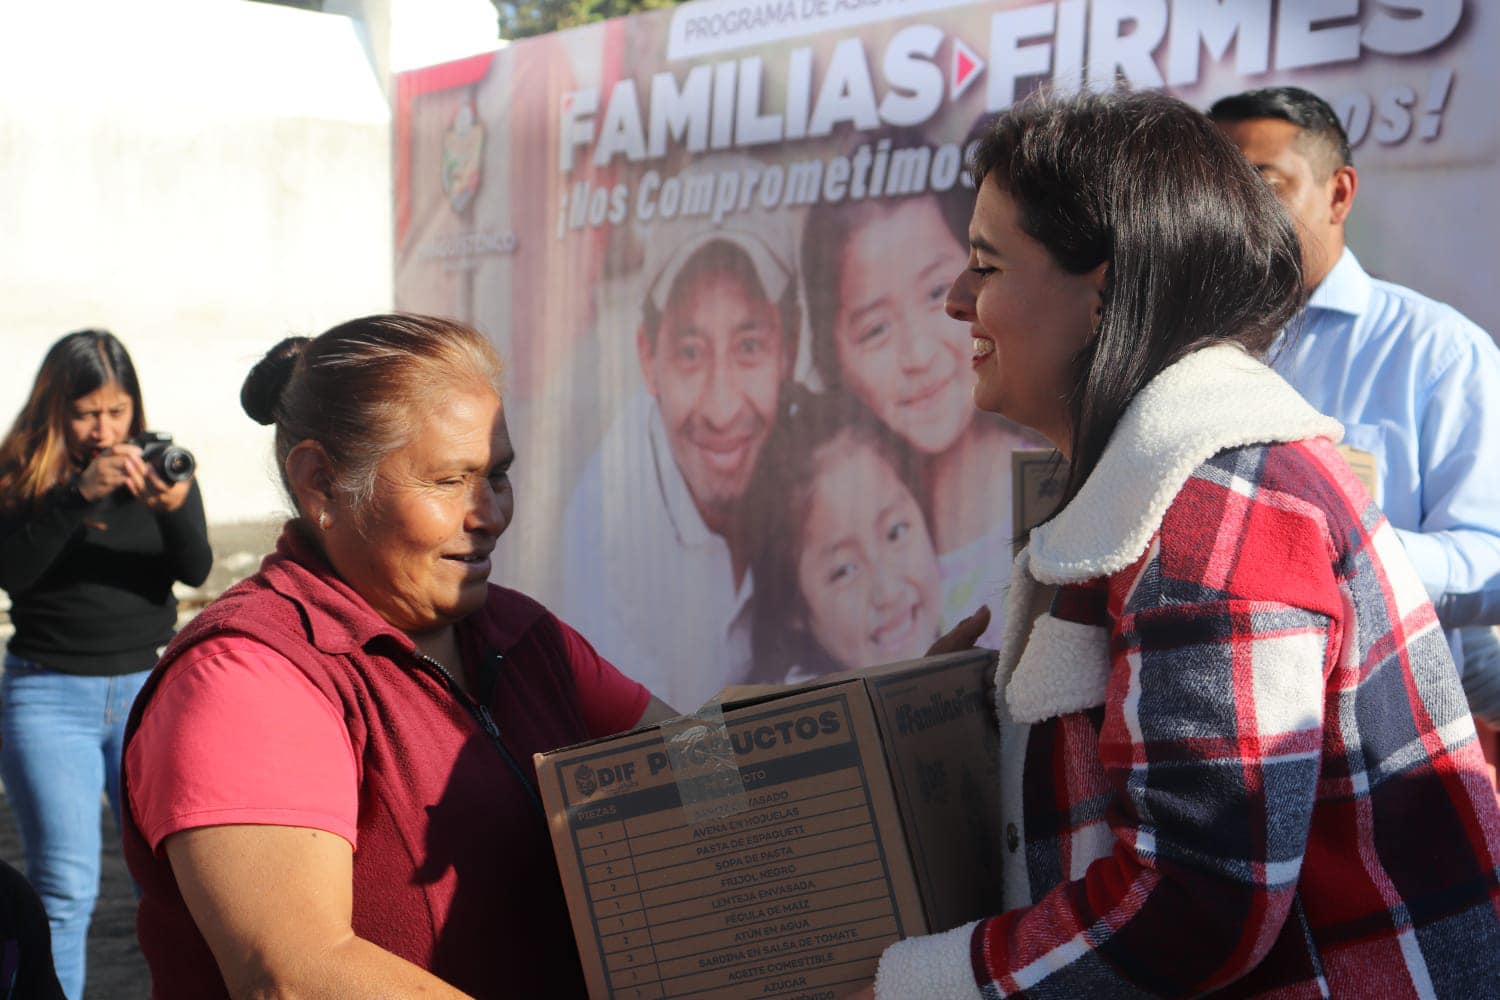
[394,382,511,460]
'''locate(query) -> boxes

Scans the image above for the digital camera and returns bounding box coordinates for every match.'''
[132,431,196,483]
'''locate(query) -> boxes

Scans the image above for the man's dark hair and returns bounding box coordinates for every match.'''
[1207,86,1352,175]
[970,88,1305,515]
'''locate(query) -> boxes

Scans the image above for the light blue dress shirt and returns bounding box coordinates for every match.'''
[1273,248,1500,675]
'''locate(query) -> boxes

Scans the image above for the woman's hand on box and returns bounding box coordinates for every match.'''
[925,605,990,656]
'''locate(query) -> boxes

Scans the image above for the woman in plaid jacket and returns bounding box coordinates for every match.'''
[858,91,1500,998]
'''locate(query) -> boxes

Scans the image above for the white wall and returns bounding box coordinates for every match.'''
[0,0,394,524]
[388,0,502,73]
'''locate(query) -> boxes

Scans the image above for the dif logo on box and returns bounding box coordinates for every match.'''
[572,761,639,798]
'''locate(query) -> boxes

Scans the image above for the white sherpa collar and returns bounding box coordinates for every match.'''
[1027,343,1342,585]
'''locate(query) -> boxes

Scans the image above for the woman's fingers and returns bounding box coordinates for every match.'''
[112,450,147,495]
[926,605,991,656]
[79,447,148,499]
[142,471,191,512]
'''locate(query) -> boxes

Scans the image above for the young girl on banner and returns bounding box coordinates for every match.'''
[801,132,1042,653]
[743,390,942,682]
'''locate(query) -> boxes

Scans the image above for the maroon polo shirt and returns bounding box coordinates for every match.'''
[122,529,600,998]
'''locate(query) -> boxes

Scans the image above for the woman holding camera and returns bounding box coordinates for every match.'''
[0,329,211,1000]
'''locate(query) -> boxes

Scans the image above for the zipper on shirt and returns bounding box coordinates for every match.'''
[412,651,547,819]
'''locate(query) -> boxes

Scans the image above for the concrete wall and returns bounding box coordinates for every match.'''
[0,0,394,526]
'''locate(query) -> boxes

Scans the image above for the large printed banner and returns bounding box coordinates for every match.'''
[395,0,1496,712]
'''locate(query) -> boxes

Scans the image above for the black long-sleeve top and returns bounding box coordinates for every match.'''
[0,480,212,675]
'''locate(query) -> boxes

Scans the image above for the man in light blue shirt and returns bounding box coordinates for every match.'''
[1213,87,1500,723]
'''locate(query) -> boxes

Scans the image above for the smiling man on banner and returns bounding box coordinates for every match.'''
[560,189,800,712]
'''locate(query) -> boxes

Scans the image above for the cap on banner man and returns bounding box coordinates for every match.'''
[560,198,799,712]
[1211,86,1500,722]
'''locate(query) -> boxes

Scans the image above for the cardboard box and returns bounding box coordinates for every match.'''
[1011,448,1065,557]
[535,648,1003,1000]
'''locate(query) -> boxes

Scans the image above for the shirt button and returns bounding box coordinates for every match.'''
[1006,823,1020,853]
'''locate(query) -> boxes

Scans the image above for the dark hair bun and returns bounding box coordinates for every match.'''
[241,336,311,426]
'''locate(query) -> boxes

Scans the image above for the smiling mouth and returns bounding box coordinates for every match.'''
[693,436,755,473]
[870,603,924,651]
[898,377,952,410]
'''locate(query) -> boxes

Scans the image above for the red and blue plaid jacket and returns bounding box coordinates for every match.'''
[876,346,1500,998]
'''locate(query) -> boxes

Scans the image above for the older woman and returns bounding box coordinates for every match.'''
[854,91,1500,998]
[120,315,674,998]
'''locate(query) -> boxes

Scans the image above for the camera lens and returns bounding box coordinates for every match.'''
[133,433,195,483]
[157,447,196,483]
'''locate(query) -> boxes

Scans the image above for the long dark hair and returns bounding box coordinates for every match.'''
[969,89,1305,511]
[0,330,146,513]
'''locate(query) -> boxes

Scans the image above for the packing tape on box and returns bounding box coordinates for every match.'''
[656,701,749,824]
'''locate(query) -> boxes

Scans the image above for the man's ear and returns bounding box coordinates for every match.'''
[637,325,658,397]
[1328,164,1358,227]
[285,440,337,522]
